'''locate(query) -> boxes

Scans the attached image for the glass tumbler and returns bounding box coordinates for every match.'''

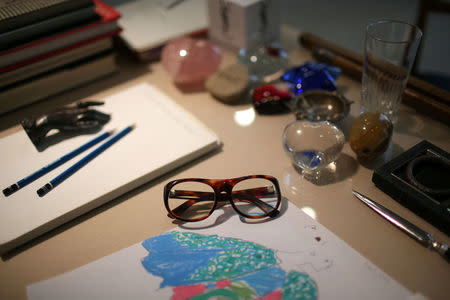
[361,20,422,123]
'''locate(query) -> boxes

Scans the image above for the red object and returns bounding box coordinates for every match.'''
[265,46,285,57]
[253,84,291,102]
[0,29,120,74]
[0,0,121,71]
[215,279,232,288]
[252,84,292,114]
[172,284,207,300]
[259,290,282,300]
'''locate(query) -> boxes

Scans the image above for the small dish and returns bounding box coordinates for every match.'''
[285,90,353,123]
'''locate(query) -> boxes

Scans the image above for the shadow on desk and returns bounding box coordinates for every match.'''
[357,142,405,172]
[293,153,359,186]
[396,108,450,141]
[175,197,290,231]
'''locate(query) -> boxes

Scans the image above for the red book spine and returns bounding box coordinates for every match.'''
[0,29,122,73]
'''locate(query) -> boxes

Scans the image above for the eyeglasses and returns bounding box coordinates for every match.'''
[164,175,281,222]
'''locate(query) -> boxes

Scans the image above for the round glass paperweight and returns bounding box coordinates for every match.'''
[282,120,345,174]
[238,45,288,83]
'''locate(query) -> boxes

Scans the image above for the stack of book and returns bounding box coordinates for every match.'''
[0,0,122,114]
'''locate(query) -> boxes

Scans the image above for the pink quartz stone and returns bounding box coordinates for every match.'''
[161,37,222,92]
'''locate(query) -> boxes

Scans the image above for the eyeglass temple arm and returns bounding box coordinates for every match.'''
[168,191,213,218]
[232,187,277,215]
[168,187,277,217]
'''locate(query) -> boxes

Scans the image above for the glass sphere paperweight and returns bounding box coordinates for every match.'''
[282,120,345,175]
[238,44,288,83]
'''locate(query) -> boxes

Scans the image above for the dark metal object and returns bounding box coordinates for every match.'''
[352,190,450,261]
[21,101,110,148]
[285,90,353,123]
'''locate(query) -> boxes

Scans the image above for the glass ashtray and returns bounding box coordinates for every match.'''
[282,120,345,174]
[284,90,353,123]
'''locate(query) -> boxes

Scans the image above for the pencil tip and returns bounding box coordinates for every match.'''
[3,184,19,197]
[37,183,53,197]
[130,124,136,129]
[108,129,116,135]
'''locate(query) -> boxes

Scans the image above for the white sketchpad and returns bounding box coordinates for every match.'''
[0,83,221,254]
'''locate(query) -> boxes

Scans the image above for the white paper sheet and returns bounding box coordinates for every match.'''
[27,201,412,300]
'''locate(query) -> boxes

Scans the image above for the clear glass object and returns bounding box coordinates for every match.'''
[238,45,288,83]
[282,120,345,175]
[361,20,422,123]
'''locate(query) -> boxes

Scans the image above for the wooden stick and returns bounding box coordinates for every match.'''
[312,47,450,125]
[299,32,450,107]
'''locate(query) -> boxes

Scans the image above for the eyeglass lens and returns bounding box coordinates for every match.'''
[167,181,215,220]
[231,178,278,217]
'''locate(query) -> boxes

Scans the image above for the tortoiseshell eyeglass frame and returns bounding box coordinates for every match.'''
[164,175,282,222]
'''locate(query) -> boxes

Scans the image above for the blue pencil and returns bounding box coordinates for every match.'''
[37,124,135,197]
[2,129,115,197]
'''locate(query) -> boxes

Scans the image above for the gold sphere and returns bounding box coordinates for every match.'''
[349,112,393,160]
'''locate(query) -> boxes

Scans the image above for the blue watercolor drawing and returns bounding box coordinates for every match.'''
[141,231,318,300]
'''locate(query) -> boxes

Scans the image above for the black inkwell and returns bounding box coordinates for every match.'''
[406,155,450,197]
[372,140,450,235]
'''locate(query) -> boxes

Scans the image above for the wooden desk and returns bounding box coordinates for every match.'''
[0,33,449,299]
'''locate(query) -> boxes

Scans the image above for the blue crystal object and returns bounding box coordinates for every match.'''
[281,62,341,95]
[300,151,321,168]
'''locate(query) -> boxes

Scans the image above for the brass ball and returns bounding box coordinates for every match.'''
[349,112,393,160]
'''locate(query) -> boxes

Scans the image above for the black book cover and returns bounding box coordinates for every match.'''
[0,0,93,33]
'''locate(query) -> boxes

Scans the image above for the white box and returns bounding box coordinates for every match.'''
[207,0,280,51]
